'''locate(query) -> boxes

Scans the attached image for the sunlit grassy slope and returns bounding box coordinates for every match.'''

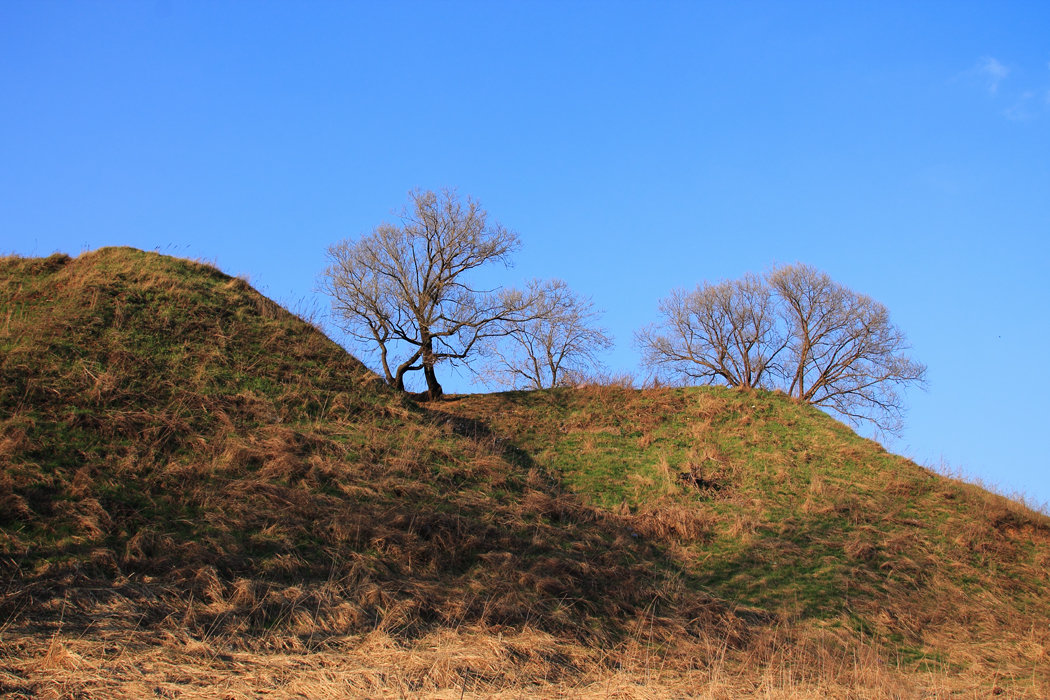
[1,247,1048,697]
[437,389,1050,659]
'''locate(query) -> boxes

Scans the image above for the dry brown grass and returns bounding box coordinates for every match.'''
[4,621,1047,699]
[629,500,716,542]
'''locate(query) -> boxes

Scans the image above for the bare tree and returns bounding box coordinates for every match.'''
[636,274,785,389]
[639,265,926,432]
[322,188,541,400]
[768,263,926,433]
[479,279,613,390]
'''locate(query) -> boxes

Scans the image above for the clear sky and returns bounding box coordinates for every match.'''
[2,1,1048,508]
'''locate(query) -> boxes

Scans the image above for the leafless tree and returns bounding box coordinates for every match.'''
[768,263,926,433]
[639,265,926,432]
[321,188,542,400]
[479,279,613,390]
[636,274,785,389]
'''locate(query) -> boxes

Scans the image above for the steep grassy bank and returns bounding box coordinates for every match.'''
[436,385,1050,683]
[2,248,1048,697]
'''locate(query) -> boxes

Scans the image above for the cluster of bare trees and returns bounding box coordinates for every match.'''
[321,189,610,399]
[322,189,924,430]
[636,265,927,432]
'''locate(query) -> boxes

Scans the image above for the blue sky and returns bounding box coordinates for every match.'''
[2,1,1048,507]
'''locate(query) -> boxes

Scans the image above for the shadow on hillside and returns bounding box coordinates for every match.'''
[2,406,759,653]
[430,392,897,627]
[426,405,534,470]
[424,403,775,626]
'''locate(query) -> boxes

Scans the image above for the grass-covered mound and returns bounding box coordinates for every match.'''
[0,249,738,656]
[1,247,1048,697]
[436,384,1050,683]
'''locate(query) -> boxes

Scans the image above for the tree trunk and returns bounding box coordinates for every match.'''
[423,363,443,400]
[421,335,443,400]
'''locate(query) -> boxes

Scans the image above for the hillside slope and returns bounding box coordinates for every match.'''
[0,248,745,695]
[437,389,1050,672]
[1,248,1048,697]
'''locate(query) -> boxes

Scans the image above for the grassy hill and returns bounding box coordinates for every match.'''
[1,248,1048,698]
[436,389,1050,668]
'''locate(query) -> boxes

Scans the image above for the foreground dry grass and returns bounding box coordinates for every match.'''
[4,624,1046,699]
